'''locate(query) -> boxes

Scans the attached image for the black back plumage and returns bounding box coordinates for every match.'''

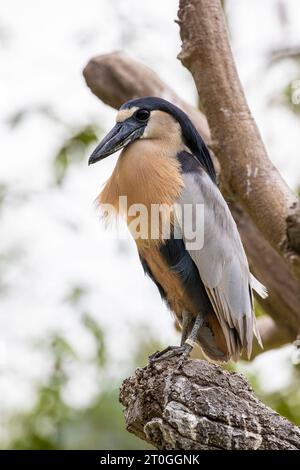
[140,235,212,315]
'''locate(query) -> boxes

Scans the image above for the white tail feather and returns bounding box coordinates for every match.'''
[250,274,268,299]
[252,316,263,349]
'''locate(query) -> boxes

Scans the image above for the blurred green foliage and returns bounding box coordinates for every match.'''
[0,182,7,212]
[4,320,154,450]
[241,360,300,426]
[1,275,155,450]
[275,79,300,116]
[4,310,300,450]
[6,105,60,129]
[262,369,300,425]
[53,126,99,185]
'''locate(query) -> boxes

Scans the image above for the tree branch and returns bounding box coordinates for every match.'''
[269,45,300,64]
[252,316,292,357]
[120,357,300,450]
[83,51,211,143]
[178,0,300,281]
[83,51,300,343]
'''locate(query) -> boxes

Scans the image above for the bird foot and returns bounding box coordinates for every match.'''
[149,344,192,364]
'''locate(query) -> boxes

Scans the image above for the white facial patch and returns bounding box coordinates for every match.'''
[116,107,139,123]
[140,127,148,139]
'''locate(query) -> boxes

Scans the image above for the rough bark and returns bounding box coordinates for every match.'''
[178,0,300,281]
[83,51,300,344]
[120,357,300,450]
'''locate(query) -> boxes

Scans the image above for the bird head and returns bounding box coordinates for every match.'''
[88,97,176,165]
[88,96,216,182]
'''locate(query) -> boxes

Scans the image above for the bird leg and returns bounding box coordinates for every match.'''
[149,313,204,363]
[177,313,205,366]
[180,310,194,346]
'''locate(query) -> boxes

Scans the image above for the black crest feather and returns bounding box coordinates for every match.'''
[121,96,216,183]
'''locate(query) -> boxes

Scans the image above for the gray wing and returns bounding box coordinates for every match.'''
[176,169,267,359]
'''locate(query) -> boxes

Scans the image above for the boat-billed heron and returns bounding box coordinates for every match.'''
[89,97,267,362]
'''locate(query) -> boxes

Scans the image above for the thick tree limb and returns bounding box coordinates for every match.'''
[83,51,210,143]
[120,357,300,450]
[230,203,300,338]
[254,316,293,354]
[83,51,300,344]
[178,0,300,281]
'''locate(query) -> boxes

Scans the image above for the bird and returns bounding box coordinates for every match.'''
[89,96,267,362]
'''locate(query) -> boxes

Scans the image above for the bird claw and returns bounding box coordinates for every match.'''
[149,344,191,364]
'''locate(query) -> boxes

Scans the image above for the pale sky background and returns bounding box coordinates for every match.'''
[0,0,299,422]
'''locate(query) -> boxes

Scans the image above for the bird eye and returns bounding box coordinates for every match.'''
[135,109,150,122]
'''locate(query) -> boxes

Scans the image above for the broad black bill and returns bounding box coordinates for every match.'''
[88,120,146,165]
